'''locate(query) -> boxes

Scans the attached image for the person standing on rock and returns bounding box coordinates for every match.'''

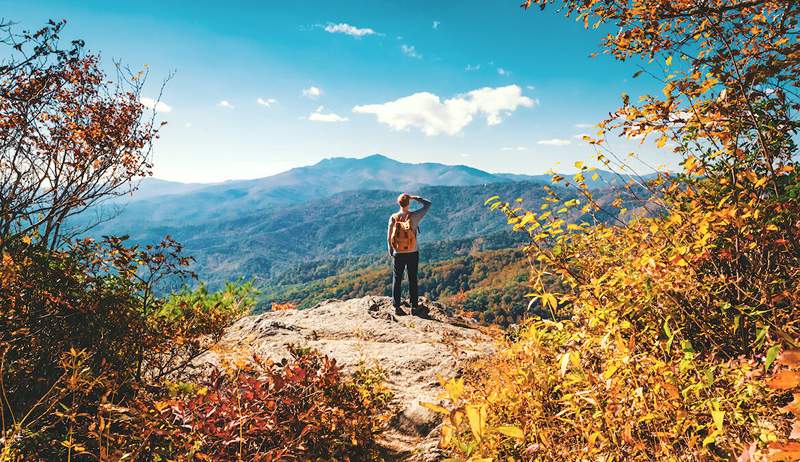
[388,193,432,315]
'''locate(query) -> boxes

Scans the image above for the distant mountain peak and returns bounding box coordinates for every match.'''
[362,153,392,161]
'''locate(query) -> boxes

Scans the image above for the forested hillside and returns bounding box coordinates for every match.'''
[82,181,560,286]
[261,247,534,325]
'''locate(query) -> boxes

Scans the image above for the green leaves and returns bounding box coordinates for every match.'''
[766,344,781,371]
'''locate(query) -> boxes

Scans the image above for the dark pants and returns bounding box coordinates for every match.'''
[392,251,419,308]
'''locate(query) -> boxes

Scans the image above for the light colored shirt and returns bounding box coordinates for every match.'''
[387,197,431,254]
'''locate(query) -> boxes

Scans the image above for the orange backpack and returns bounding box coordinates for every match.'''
[390,214,417,252]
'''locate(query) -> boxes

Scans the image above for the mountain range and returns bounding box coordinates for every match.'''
[74,154,648,309]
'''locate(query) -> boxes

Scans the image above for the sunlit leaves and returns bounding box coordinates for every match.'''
[457,1,800,459]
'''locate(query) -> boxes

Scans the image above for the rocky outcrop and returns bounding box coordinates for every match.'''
[197,296,494,460]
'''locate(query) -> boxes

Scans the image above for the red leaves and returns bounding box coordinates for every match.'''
[139,348,389,460]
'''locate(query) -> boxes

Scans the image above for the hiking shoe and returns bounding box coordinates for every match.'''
[394,306,407,316]
[411,305,428,317]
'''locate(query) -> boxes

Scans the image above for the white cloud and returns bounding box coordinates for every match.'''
[573,133,590,139]
[184,122,192,128]
[465,64,481,72]
[217,100,235,109]
[497,67,510,76]
[536,138,572,146]
[302,86,323,99]
[575,123,594,128]
[323,23,377,37]
[400,44,422,59]
[353,84,535,136]
[308,106,348,123]
[256,97,278,107]
[502,146,528,151]
[526,85,536,91]
[432,20,441,29]
[140,97,172,113]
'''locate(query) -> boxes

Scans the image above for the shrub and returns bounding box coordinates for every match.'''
[134,347,392,461]
[435,0,799,460]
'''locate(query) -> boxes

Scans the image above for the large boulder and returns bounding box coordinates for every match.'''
[197,296,494,460]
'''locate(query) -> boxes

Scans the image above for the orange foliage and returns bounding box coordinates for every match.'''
[438,0,799,460]
[272,302,297,311]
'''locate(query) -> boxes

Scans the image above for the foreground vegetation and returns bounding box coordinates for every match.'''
[0,21,390,460]
[431,1,799,461]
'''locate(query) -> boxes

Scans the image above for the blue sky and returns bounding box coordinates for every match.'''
[7,0,675,182]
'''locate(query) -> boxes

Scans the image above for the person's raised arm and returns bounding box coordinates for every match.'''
[410,196,431,222]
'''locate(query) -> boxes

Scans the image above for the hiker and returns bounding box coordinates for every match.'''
[387,193,432,315]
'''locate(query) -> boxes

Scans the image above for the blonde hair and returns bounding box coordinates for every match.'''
[397,193,411,208]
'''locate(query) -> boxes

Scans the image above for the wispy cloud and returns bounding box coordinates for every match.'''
[526,85,536,91]
[400,44,422,59]
[256,97,277,107]
[140,97,172,113]
[465,64,481,72]
[217,100,235,109]
[536,138,571,146]
[501,146,528,151]
[575,123,594,128]
[302,86,323,99]
[323,22,378,37]
[353,85,536,136]
[497,67,510,76]
[308,106,348,123]
[432,20,441,29]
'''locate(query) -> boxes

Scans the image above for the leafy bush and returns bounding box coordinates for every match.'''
[135,347,392,461]
[435,0,799,460]
[0,238,258,460]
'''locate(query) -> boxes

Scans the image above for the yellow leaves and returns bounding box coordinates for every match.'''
[699,75,720,94]
[465,404,488,441]
[656,135,668,148]
[603,362,621,380]
[494,425,524,440]
[665,55,673,66]
[443,377,465,403]
[683,155,698,173]
[559,352,570,377]
[541,293,557,310]
[710,404,725,433]
[440,425,454,448]
[420,401,450,415]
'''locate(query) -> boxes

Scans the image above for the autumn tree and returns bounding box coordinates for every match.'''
[438,1,799,460]
[0,19,161,250]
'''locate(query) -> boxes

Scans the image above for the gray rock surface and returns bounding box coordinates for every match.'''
[197,296,494,460]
